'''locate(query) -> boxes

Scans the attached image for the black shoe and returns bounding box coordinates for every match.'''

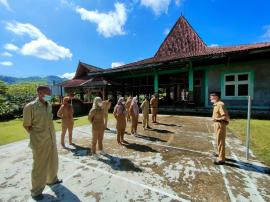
[32,194,44,201]
[213,160,225,165]
[47,179,63,186]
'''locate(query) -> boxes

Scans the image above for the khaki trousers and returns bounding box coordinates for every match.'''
[104,113,109,128]
[31,143,58,197]
[214,122,226,162]
[131,115,139,133]
[143,114,149,128]
[92,129,104,154]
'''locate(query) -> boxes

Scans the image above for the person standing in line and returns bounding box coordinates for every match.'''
[23,85,62,201]
[88,97,106,159]
[125,96,132,122]
[102,99,112,130]
[140,96,150,130]
[113,97,128,145]
[150,94,158,123]
[57,96,74,148]
[129,96,139,136]
[210,92,230,165]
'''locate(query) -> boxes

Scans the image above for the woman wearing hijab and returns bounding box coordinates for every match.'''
[113,97,128,145]
[88,97,105,158]
[129,96,139,136]
[57,96,74,148]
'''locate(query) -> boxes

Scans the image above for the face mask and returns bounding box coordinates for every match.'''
[122,101,125,105]
[43,95,51,102]
[135,100,138,103]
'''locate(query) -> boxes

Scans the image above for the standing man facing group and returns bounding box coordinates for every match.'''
[23,85,62,201]
[210,92,230,165]
[102,99,112,130]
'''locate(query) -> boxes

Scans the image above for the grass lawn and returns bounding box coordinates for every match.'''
[0,114,114,146]
[229,119,270,166]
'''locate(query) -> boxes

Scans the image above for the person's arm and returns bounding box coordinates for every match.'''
[214,104,228,122]
[57,105,64,118]
[88,109,95,123]
[140,101,144,110]
[23,104,32,134]
[113,106,118,118]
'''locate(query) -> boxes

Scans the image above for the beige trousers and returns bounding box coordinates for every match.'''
[214,122,226,162]
[31,143,58,196]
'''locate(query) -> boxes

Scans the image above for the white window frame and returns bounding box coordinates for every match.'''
[221,71,253,99]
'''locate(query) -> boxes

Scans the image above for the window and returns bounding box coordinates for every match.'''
[223,72,252,97]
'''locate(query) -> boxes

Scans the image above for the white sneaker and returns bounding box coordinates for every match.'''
[100,150,106,155]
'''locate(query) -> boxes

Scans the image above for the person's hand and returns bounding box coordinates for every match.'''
[25,126,32,133]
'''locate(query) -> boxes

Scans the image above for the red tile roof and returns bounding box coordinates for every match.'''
[155,16,206,58]
[59,79,86,87]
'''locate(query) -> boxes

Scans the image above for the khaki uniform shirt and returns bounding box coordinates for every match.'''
[140,100,150,116]
[102,101,111,114]
[23,98,56,149]
[150,98,158,108]
[88,108,105,131]
[212,101,230,124]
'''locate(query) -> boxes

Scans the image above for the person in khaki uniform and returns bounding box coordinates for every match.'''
[113,97,128,145]
[57,97,74,148]
[210,92,230,165]
[129,97,139,136]
[88,97,105,158]
[23,86,62,201]
[150,95,158,123]
[140,96,150,130]
[102,99,112,130]
[125,96,132,122]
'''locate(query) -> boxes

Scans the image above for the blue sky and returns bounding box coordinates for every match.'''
[0,0,270,79]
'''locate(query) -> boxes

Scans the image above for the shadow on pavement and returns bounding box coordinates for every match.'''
[148,128,174,134]
[64,143,90,157]
[98,153,142,172]
[225,158,270,175]
[40,184,81,202]
[124,142,158,153]
[135,134,167,143]
[156,122,182,127]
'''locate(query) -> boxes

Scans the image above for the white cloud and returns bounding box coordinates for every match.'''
[111,62,124,68]
[140,0,170,15]
[61,72,75,79]
[209,44,219,47]
[175,0,183,6]
[6,22,45,39]
[262,25,270,41]
[1,52,13,57]
[0,0,12,11]
[163,28,170,35]
[0,61,13,66]
[140,0,183,15]
[76,2,127,38]
[21,38,72,60]
[5,22,72,60]
[4,43,19,51]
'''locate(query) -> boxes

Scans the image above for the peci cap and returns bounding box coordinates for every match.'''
[209,92,221,98]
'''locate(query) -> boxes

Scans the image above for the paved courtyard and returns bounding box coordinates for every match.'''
[0,115,270,202]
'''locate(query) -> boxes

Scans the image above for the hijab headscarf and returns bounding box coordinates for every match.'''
[92,97,103,110]
[131,97,139,115]
[115,97,126,115]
